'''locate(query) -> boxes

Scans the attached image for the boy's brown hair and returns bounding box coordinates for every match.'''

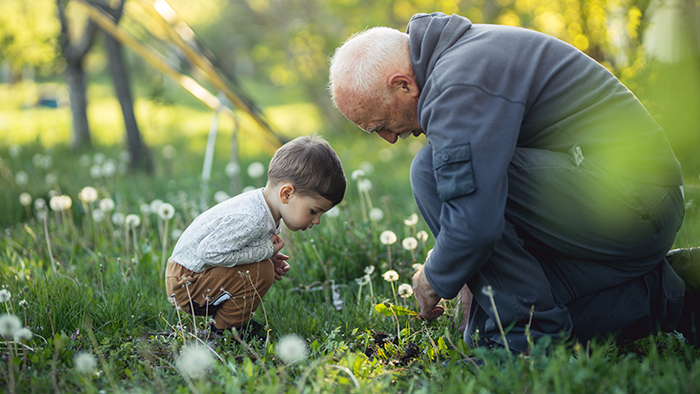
[267,135,346,206]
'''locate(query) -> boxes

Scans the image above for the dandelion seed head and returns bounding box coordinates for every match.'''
[149,199,164,213]
[412,263,423,272]
[101,161,116,177]
[276,334,308,364]
[19,299,28,308]
[92,209,105,222]
[357,178,372,192]
[9,144,21,158]
[111,212,125,226]
[158,203,175,220]
[359,161,374,175]
[351,169,365,180]
[19,192,32,207]
[0,313,21,337]
[79,186,98,203]
[369,207,384,221]
[74,352,97,374]
[364,265,375,275]
[402,237,418,251]
[15,171,28,186]
[380,230,397,245]
[398,283,413,298]
[225,161,240,177]
[93,152,106,164]
[403,213,419,226]
[382,270,399,282]
[247,162,265,179]
[481,285,494,297]
[125,214,141,228]
[99,198,116,212]
[44,173,57,185]
[355,275,370,286]
[90,164,102,178]
[176,345,214,378]
[214,191,230,204]
[49,195,70,212]
[34,198,46,211]
[416,230,429,242]
[13,327,32,342]
[0,289,10,302]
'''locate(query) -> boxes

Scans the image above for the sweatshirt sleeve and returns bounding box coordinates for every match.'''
[195,213,275,267]
[420,84,525,299]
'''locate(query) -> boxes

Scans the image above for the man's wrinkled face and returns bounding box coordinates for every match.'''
[335,89,423,144]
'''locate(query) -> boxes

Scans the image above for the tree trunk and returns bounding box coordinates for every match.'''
[57,0,98,150]
[100,1,153,173]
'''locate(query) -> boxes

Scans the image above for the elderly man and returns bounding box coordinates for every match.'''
[329,12,699,352]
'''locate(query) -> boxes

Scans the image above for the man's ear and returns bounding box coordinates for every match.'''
[388,73,420,98]
[279,184,295,204]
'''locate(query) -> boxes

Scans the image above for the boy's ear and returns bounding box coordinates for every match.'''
[279,184,295,204]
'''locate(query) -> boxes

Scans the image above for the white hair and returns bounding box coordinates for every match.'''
[328,27,410,106]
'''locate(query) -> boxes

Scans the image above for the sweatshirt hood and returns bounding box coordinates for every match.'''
[406,13,472,89]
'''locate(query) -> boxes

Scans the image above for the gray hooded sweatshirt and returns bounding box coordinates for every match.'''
[408,13,682,299]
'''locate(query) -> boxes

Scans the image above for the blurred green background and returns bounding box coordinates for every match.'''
[1,0,699,229]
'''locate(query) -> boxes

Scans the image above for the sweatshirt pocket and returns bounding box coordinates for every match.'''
[433,143,476,201]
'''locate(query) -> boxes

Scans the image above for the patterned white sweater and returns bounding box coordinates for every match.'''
[170,188,280,273]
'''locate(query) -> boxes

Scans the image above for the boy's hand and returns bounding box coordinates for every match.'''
[270,234,285,255]
[271,253,290,281]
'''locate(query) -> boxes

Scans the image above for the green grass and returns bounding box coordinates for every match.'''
[1,83,700,393]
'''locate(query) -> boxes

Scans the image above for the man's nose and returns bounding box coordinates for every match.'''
[377,130,396,144]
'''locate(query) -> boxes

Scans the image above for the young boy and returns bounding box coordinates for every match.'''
[166,135,346,335]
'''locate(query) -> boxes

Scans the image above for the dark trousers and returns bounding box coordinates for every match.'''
[411,144,685,351]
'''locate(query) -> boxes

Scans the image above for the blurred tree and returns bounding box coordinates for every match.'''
[94,0,153,173]
[0,0,62,81]
[57,0,99,150]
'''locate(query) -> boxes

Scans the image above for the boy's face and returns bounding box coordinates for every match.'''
[280,193,334,231]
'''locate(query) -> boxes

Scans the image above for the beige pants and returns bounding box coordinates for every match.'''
[165,259,275,329]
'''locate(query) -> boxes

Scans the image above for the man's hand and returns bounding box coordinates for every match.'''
[270,234,285,255]
[412,265,444,320]
[271,252,290,281]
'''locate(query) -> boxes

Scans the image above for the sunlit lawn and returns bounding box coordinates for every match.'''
[1,81,699,393]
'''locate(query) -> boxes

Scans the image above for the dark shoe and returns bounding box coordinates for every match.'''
[666,247,700,293]
[238,319,266,341]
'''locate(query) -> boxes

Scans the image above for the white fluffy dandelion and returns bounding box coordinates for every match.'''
[176,345,214,378]
[325,206,340,218]
[382,270,399,282]
[355,275,370,286]
[15,171,28,186]
[214,191,230,204]
[99,198,116,212]
[34,198,46,211]
[158,203,175,220]
[125,214,141,228]
[351,169,365,180]
[369,207,384,221]
[162,145,177,160]
[380,230,397,245]
[0,313,21,337]
[225,161,240,177]
[247,162,265,179]
[19,193,32,207]
[402,237,418,251]
[74,352,97,374]
[79,186,98,203]
[92,209,105,222]
[357,179,372,192]
[403,213,419,226]
[398,283,413,298]
[13,327,32,342]
[416,230,429,242]
[0,289,10,302]
[276,334,308,364]
[111,212,125,227]
[364,265,375,275]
